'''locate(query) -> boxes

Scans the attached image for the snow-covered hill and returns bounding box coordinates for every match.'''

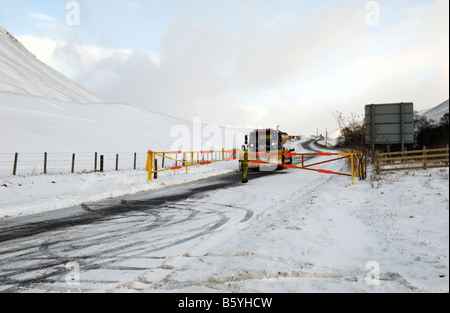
[0,27,103,103]
[0,27,244,154]
[419,99,449,123]
[0,92,244,153]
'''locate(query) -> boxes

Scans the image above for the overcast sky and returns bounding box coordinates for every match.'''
[0,0,448,135]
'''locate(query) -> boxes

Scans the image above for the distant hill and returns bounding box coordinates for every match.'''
[0,27,103,103]
[0,27,245,154]
[0,91,246,153]
[419,99,449,124]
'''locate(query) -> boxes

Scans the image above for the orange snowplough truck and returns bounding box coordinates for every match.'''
[239,128,293,171]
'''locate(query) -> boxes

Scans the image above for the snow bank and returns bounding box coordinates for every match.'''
[0,159,238,219]
[1,140,447,293]
[108,150,448,293]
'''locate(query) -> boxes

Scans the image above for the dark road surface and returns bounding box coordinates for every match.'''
[0,165,277,243]
[0,140,319,292]
[0,140,318,244]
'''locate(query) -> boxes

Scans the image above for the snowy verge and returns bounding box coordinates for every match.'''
[0,139,306,220]
[1,139,448,292]
[0,160,239,219]
[104,157,448,292]
[166,166,449,292]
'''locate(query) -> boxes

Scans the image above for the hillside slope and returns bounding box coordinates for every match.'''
[0,92,244,153]
[0,27,103,103]
[420,99,449,123]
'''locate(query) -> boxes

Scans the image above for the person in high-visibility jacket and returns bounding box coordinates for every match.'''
[241,146,249,183]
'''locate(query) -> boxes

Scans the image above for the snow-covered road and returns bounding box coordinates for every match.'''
[0,141,448,293]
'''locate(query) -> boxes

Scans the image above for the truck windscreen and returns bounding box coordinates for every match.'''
[250,130,281,151]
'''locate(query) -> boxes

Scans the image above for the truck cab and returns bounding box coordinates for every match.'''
[240,128,293,171]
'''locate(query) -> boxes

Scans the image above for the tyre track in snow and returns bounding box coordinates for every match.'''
[0,199,250,292]
[0,173,279,292]
[0,140,319,292]
[149,155,418,293]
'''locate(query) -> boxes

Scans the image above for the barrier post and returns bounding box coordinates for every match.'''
[152,151,155,179]
[351,155,354,185]
[146,150,153,181]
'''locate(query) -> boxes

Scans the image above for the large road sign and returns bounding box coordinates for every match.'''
[365,102,414,146]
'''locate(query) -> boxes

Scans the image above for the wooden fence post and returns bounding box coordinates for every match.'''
[115,154,119,171]
[44,152,47,174]
[446,145,449,167]
[100,155,104,172]
[71,153,76,173]
[134,152,137,170]
[423,146,427,170]
[375,149,380,175]
[94,152,97,171]
[13,152,18,176]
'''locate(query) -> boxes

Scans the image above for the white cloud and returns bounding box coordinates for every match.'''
[29,13,62,24]
[17,36,58,64]
[15,0,449,136]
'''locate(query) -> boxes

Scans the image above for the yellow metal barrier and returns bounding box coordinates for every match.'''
[146,149,239,181]
[248,151,358,184]
[146,149,360,184]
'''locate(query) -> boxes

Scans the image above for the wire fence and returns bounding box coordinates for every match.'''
[0,152,149,178]
[0,150,239,178]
